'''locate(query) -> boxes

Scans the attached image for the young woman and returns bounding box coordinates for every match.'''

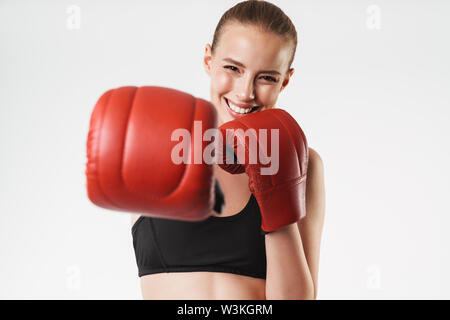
[131,0,325,300]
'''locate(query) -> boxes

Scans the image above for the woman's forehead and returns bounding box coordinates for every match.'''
[215,23,292,71]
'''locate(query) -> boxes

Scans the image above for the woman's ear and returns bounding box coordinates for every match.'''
[203,44,213,76]
[280,68,295,92]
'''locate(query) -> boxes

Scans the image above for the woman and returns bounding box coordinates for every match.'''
[131,0,325,300]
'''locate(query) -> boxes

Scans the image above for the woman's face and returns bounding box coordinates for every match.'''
[204,22,294,125]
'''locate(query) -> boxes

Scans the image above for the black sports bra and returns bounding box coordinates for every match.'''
[131,181,267,279]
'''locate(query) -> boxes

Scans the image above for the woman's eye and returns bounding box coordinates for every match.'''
[224,65,239,72]
[224,66,277,83]
[261,76,278,83]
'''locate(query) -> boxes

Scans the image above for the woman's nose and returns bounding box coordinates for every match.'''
[235,76,255,101]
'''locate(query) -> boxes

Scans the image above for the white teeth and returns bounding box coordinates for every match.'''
[226,99,255,114]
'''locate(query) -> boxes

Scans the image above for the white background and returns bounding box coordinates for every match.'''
[1,0,449,299]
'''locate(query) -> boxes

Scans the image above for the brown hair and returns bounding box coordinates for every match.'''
[211,0,298,72]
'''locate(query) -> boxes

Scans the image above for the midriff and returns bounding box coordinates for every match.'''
[140,271,266,300]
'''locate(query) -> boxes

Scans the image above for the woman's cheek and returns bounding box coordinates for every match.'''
[212,69,234,94]
[257,86,279,109]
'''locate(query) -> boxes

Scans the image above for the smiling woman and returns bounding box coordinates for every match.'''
[131,0,325,300]
[204,6,297,124]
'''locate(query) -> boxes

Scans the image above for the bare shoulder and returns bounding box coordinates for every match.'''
[308,147,324,175]
[304,147,326,220]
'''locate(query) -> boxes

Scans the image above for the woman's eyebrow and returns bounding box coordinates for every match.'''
[222,58,281,75]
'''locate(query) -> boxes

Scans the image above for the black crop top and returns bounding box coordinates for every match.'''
[131,181,267,279]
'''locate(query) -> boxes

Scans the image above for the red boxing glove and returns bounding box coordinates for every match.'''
[86,86,217,221]
[219,109,309,232]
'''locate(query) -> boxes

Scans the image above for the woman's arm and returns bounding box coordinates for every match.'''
[265,223,315,299]
[297,148,326,299]
[265,148,325,300]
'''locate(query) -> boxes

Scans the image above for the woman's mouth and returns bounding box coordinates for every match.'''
[224,98,260,116]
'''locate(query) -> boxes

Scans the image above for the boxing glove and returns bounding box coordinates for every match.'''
[218,109,308,232]
[86,86,217,221]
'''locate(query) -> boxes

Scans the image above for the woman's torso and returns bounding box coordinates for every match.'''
[131,169,266,299]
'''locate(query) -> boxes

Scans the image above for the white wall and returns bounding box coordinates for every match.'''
[1,0,449,299]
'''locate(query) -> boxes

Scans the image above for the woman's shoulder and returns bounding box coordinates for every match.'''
[308,147,324,171]
[306,147,325,192]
